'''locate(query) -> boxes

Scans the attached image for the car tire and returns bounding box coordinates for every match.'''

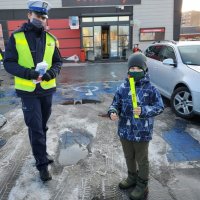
[171,87,194,119]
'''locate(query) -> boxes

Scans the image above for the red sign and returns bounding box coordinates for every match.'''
[140,28,165,33]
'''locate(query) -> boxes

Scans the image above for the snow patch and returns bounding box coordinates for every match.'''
[186,127,200,143]
[149,134,169,173]
[8,158,51,200]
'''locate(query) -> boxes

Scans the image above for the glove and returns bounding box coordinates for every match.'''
[25,69,40,80]
[42,71,52,82]
[42,68,58,82]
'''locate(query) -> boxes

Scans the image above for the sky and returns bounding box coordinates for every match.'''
[182,0,200,12]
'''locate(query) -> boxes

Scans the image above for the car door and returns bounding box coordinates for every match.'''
[145,45,163,86]
[155,45,178,97]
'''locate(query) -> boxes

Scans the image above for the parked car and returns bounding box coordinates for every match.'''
[144,40,200,119]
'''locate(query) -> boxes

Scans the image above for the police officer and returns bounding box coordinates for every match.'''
[4,0,62,182]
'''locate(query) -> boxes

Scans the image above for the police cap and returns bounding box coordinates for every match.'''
[27,0,51,19]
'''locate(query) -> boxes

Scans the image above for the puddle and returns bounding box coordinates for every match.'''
[58,129,93,166]
[59,144,88,165]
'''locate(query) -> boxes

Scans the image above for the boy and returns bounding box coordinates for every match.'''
[108,52,164,200]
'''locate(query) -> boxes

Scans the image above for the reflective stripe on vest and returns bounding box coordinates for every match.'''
[14,32,56,92]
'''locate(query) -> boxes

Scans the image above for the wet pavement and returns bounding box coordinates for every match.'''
[58,129,93,165]
[0,62,200,200]
[58,62,127,85]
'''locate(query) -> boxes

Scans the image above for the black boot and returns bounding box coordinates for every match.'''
[39,167,52,182]
[130,176,148,200]
[119,171,137,189]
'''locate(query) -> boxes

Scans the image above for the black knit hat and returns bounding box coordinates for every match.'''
[127,52,147,72]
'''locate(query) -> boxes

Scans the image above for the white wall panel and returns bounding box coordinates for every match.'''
[132,0,174,51]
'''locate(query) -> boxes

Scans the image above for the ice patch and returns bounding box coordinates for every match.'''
[8,158,51,200]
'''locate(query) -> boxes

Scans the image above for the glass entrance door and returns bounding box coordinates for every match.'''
[110,26,118,58]
[94,26,101,59]
[101,26,109,59]
[82,16,131,60]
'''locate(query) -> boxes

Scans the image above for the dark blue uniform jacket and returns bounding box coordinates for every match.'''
[3,22,62,97]
[108,74,164,142]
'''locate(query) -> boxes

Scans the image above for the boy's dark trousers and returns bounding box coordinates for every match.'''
[120,138,149,180]
[21,95,53,171]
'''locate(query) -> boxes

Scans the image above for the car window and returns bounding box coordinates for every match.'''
[178,45,200,65]
[145,45,163,61]
[159,46,176,62]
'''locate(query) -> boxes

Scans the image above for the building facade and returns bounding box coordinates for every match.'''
[182,11,200,27]
[0,0,182,61]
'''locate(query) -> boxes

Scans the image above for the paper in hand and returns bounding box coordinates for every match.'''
[33,61,48,84]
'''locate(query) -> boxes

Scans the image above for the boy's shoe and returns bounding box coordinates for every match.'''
[129,177,148,200]
[119,172,137,189]
[39,168,52,182]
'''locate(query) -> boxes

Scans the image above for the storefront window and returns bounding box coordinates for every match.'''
[119,47,126,58]
[119,35,129,47]
[94,26,101,59]
[82,27,94,49]
[110,26,118,57]
[94,17,118,22]
[118,25,129,58]
[81,15,131,59]
[83,37,93,48]
[119,16,129,21]
[119,25,129,35]
[82,27,93,36]
[82,17,93,22]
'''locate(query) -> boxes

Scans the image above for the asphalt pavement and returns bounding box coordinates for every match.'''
[0,61,200,200]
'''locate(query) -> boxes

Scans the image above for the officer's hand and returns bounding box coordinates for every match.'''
[29,70,40,80]
[134,107,142,115]
[42,71,52,82]
[42,69,56,82]
[36,76,42,82]
[110,112,119,121]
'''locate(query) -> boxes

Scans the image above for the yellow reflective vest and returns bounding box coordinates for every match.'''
[14,32,56,92]
[0,53,2,61]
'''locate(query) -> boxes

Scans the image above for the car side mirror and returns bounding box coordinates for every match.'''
[163,58,177,67]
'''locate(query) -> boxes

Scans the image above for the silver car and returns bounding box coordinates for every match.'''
[144,41,200,119]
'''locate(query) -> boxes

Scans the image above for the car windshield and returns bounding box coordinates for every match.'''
[178,45,200,66]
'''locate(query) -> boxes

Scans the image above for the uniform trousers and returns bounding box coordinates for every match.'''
[21,94,53,171]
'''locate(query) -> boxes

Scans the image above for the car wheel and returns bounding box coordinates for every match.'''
[171,87,194,119]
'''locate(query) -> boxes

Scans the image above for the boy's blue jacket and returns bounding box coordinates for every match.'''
[108,74,164,142]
